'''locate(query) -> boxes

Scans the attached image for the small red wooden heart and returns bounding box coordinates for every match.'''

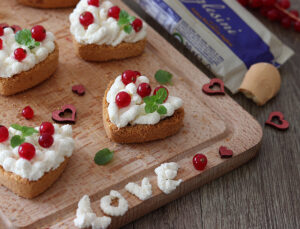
[52,104,76,124]
[202,78,225,95]
[265,111,289,130]
[219,146,233,158]
[72,84,85,96]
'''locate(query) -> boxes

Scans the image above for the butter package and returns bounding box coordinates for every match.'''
[135,0,294,93]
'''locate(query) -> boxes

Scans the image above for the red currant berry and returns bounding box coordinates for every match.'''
[290,10,299,18]
[39,122,55,135]
[31,25,46,42]
[281,17,291,28]
[193,154,207,171]
[22,106,34,120]
[278,0,290,9]
[137,83,151,98]
[248,0,262,8]
[39,133,54,148]
[262,0,276,7]
[18,143,36,160]
[87,0,99,7]
[79,11,94,28]
[0,27,3,36]
[115,91,131,108]
[0,126,9,143]
[294,21,300,32]
[121,70,139,85]
[108,6,121,20]
[132,18,143,32]
[237,0,248,6]
[260,6,271,17]
[14,48,26,62]
[0,39,2,50]
[134,71,141,76]
[267,9,280,21]
[153,86,169,102]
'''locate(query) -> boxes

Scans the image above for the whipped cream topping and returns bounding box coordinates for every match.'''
[69,0,147,46]
[155,162,182,194]
[0,124,74,181]
[74,195,111,229]
[106,75,183,128]
[100,190,128,216]
[0,27,55,78]
[125,177,152,201]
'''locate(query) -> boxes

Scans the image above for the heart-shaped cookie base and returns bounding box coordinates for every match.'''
[103,81,184,143]
[265,111,289,130]
[52,104,76,124]
[219,146,233,158]
[202,78,225,95]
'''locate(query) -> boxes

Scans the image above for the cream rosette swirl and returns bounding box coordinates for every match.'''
[69,0,147,46]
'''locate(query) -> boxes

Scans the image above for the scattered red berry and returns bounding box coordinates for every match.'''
[249,0,262,8]
[121,70,139,85]
[87,0,99,7]
[39,122,55,135]
[134,71,141,76]
[0,27,3,36]
[267,8,280,21]
[31,25,46,42]
[0,126,9,143]
[193,154,207,171]
[132,18,143,32]
[0,39,2,50]
[115,91,131,108]
[290,10,299,17]
[79,11,94,28]
[237,0,248,6]
[14,48,26,62]
[137,83,151,98]
[278,0,290,9]
[108,6,121,20]
[281,17,291,28]
[39,133,54,148]
[262,0,276,7]
[295,21,300,32]
[22,106,34,120]
[153,86,169,102]
[18,143,36,160]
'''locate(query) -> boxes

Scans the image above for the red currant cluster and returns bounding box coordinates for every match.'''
[80,0,143,32]
[115,70,169,108]
[0,122,55,161]
[237,0,300,32]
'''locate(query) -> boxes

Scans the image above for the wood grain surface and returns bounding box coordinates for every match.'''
[122,0,300,229]
[0,0,263,228]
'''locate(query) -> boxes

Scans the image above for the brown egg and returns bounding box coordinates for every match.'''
[239,63,281,106]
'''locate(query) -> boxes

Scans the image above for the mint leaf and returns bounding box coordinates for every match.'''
[118,18,129,26]
[157,105,167,115]
[15,29,40,50]
[10,135,25,148]
[145,103,158,114]
[10,124,23,131]
[155,88,168,104]
[11,124,38,137]
[128,16,136,23]
[94,148,114,165]
[119,10,129,19]
[143,96,153,104]
[123,25,132,34]
[155,70,173,85]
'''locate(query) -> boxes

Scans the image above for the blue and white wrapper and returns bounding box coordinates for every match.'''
[135,0,294,93]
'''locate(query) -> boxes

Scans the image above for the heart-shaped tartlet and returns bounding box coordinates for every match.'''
[103,71,184,143]
[69,0,147,62]
[18,0,79,8]
[0,25,58,96]
[202,78,225,95]
[265,111,289,130]
[0,123,74,198]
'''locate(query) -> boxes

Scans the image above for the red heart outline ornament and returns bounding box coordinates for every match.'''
[52,104,76,124]
[72,84,85,96]
[219,146,233,158]
[265,111,289,130]
[202,78,225,95]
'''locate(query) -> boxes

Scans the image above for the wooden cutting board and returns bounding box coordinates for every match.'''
[0,0,262,228]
